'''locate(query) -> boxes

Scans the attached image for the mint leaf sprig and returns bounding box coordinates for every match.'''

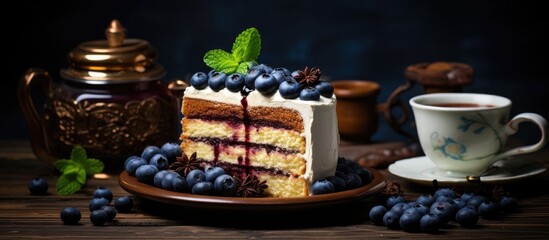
[203,27,262,75]
[52,146,104,195]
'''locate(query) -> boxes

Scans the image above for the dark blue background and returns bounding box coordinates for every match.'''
[4,0,548,145]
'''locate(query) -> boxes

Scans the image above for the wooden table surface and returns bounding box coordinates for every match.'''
[1,140,548,239]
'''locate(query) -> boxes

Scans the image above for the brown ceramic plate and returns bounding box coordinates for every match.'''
[118,168,386,211]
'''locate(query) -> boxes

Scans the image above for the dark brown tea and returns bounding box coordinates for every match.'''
[431,103,496,108]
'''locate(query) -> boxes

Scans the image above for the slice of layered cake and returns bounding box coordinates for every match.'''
[180,28,339,197]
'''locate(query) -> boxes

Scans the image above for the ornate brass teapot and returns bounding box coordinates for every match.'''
[17,20,186,169]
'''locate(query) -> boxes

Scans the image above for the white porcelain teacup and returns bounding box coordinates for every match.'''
[410,93,547,178]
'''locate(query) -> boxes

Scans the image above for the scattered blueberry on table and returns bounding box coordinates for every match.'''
[114,196,134,213]
[93,187,113,203]
[60,207,81,225]
[28,177,49,195]
[368,186,519,233]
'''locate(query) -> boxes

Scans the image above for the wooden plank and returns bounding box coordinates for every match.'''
[1,140,549,239]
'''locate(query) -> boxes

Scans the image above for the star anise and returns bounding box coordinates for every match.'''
[235,174,268,197]
[381,181,403,196]
[169,152,200,176]
[481,185,507,201]
[294,66,322,87]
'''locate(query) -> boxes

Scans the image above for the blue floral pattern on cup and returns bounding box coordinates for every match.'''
[431,113,504,161]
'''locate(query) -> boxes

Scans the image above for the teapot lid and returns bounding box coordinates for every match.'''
[404,62,473,87]
[61,19,165,84]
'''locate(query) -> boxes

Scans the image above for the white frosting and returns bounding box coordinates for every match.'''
[183,87,340,186]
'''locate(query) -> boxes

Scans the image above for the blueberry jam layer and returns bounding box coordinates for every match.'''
[196,159,295,178]
[188,137,300,155]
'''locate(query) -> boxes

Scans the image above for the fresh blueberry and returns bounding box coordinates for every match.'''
[343,173,362,189]
[399,210,422,232]
[429,201,454,225]
[99,205,117,221]
[478,201,500,219]
[334,170,346,179]
[369,205,388,226]
[191,181,214,195]
[314,81,334,98]
[203,165,214,173]
[135,164,159,184]
[434,188,456,200]
[213,174,237,196]
[278,79,301,99]
[186,169,206,188]
[89,197,109,212]
[272,67,291,76]
[299,87,320,101]
[28,177,48,195]
[208,69,216,78]
[60,207,81,225]
[225,73,245,92]
[408,202,429,216]
[190,72,209,89]
[460,191,476,202]
[254,73,278,95]
[114,196,134,213]
[455,206,479,227]
[326,175,346,192]
[336,163,353,174]
[141,146,161,162]
[453,197,467,209]
[390,202,411,216]
[447,199,460,219]
[354,168,372,185]
[90,210,109,226]
[125,157,148,176]
[256,63,273,73]
[160,142,182,163]
[420,213,441,232]
[467,195,488,209]
[124,155,140,169]
[93,187,113,203]
[500,196,518,212]
[386,195,406,209]
[153,170,169,188]
[149,153,169,170]
[402,207,424,218]
[344,158,361,170]
[291,70,300,78]
[161,171,179,190]
[208,72,227,91]
[383,210,402,229]
[205,166,225,183]
[244,66,266,89]
[311,179,335,195]
[416,194,435,207]
[172,175,189,192]
[271,67,291,84]
[435,195,454,203]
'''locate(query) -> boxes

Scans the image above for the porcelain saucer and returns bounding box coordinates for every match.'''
[388,156,546,186]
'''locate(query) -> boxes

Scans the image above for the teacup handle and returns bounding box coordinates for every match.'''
[495,113,548,160]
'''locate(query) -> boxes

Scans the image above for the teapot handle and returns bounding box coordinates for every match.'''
[17,68,54,162]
